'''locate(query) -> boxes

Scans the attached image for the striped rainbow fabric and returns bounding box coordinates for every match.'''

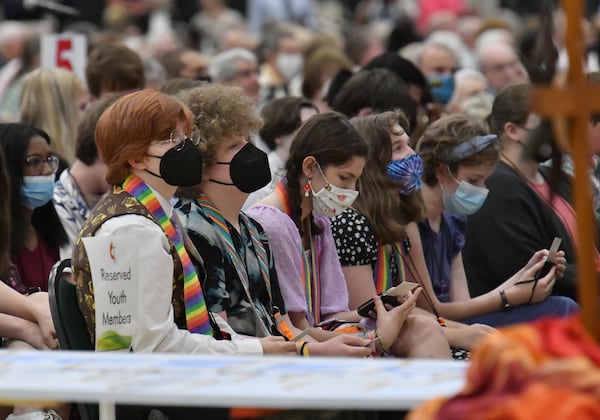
[122,174,212,335]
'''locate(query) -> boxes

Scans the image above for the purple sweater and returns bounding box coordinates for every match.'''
[247,205,350,326]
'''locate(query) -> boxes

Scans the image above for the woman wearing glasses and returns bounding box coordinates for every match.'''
[0,140,67,420]
[0,123,67,293]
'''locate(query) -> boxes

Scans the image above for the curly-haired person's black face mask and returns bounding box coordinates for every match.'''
[209,143,271,193]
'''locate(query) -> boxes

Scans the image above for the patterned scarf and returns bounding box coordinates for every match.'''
[195,194,273,335]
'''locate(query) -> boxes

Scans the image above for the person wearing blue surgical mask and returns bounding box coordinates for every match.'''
[417,42,459,105]
[464,83,597,301]
[333,110,496,358]
[0,123,67,294]
[248,111,455,359]
[0,128,68,420]
[409,115,579,328]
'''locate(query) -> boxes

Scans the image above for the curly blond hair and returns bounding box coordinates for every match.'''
[178,85,262,166]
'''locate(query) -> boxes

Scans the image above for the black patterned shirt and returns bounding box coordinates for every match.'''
[332,208,402,285]
[176,198,286,338]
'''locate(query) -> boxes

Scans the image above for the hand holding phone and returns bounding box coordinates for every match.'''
[534,237,562,280]
[514,237,561,304]
[357,282,420,318]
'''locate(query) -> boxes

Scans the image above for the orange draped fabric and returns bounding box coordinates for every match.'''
[409,316,600,420]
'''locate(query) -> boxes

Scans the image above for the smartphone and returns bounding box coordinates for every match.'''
[357,282,420,318]
[314,318,350,331]
[534,237,562,280]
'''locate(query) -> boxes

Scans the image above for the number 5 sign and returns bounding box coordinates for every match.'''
[41,34,87,82]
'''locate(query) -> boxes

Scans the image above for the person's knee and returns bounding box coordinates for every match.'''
[551,296,580,316]
[392,314,449,357]
[6,340,34,350]
[407,314,445,336]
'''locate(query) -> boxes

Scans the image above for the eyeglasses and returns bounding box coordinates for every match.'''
[151,130,199,151]
[25,154,60,174]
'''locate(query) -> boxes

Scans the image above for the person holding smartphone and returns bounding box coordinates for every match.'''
[464,83,600,300]
[248,110,452,358]
[177,84,430,358]
[333,111,496,354]
[411,114,578,327]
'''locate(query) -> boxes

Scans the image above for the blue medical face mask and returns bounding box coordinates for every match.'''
[21,175,55,209]
[428,73,454,105]
[440,168,488,215]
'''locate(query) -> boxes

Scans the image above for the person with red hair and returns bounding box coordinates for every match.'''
[72,89,295,419]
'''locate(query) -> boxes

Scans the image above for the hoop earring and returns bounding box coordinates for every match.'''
[304,179,312,197]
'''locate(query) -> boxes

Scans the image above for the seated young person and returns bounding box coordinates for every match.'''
[177,84,374,357]
[412,114,578,327]
[0,144,64,420]
[0,123,68,293]
[464,83,600,300]
[73,90,296,358]
[248,111,452,358]
[333,111,494,353]
[0,144,57,349]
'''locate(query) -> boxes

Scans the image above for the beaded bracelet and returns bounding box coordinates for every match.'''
[374,336,386,354]
[374,331,388,354]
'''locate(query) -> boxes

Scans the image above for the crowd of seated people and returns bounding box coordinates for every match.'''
[1,1,597,418]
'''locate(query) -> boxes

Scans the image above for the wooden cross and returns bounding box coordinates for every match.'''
[530,0,600,338]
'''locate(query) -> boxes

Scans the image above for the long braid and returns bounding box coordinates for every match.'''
[284,163,323,236]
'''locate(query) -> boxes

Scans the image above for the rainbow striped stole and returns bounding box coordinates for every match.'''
[196,194,273,334]
[274,180,321,324]
[122,174,212,335]
[374,242,407,294]
[274,180,293,215]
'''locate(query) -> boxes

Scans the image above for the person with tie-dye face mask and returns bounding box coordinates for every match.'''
[249,110,453,359]
[333,111,494,357]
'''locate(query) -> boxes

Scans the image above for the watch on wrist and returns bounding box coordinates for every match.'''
[27,287,42,295]
[499,288,511,311]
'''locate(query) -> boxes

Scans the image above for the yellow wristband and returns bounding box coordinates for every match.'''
[300,341,309,356]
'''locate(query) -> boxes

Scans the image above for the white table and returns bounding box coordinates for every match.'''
[0,350,466,419]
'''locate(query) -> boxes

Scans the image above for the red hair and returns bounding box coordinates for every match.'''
[96,89,192,185]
